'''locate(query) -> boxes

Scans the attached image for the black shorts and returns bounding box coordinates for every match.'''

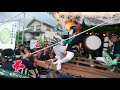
[66,45,73,52]
[66,35,83,52]
[70,35,83,46]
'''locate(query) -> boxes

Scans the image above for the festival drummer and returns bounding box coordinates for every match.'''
[53,20,83,71]
[96,33,120,68]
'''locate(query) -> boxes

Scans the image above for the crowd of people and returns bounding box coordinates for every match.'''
[0,40,55,78]
[0,19,120,78]
[0,21,85,78]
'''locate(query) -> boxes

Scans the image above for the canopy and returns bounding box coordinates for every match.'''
[49,12,120,28]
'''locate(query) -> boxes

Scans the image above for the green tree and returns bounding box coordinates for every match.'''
[16,31,25,46]
[37,37,45,48]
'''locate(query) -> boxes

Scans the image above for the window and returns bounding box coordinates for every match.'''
[46,27,51,31]
[34,33,40,37]
[29,26,34,30]
[37,33,39,36]
[36,25,41,30]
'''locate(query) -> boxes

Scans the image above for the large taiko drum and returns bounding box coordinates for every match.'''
[83,35,102,51]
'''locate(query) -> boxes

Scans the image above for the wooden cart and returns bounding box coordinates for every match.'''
[35,57,120,78]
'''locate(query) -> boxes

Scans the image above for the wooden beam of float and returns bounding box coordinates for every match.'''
[35,59,120,78]
[73,57,111,69]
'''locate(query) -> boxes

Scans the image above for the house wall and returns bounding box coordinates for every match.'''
[35,34,45,40]
[45,29,56,40]
[26,20,56,42]
[25,33,33,41]
[29,21,43,31]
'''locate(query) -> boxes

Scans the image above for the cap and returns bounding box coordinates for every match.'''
[1,49,15,59]
[110,33,120,38]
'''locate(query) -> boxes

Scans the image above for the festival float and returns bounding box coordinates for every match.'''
[35,12,120,78]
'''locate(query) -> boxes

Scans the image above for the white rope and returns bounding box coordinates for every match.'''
[30,15,120,55]
[0,12,23,27]
[31,23,104,54]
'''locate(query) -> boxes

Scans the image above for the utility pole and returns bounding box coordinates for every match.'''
[17,19,21,46]
[22,12,25,44]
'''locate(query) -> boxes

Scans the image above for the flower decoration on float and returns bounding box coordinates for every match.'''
[64,18,76,32]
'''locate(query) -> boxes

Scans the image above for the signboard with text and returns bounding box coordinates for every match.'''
[0,21,17,50]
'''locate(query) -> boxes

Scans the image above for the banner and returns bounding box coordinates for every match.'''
[0,68,30,78]
[0,21,17,50]
[102,51,113,66]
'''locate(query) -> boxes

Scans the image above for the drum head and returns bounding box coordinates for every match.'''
[84,35,102,51]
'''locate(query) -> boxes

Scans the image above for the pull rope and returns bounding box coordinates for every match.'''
[15,15,120,59]
[30,22,106,55]
[30,15,120,55]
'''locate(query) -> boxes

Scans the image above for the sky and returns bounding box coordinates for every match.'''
[0,12,119,31]
[0,12,58,30]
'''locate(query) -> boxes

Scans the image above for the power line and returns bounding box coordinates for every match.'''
[25,13,55,26]
[0,19,20,23]
[0,12,23,27]
[26,13,44,22]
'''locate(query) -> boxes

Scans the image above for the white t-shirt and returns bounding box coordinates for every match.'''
[69,29,74,35]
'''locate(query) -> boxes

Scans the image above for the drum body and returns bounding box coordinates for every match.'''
[83,35,102,51]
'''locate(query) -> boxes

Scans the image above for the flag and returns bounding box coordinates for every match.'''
[0,21,17,50]
[53,24,59,32]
